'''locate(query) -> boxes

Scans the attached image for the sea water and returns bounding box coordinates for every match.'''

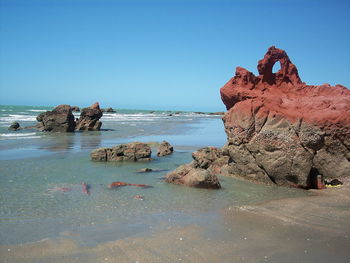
[0,105,309,247]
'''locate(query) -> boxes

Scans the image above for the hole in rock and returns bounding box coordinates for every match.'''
[272,61,281,73]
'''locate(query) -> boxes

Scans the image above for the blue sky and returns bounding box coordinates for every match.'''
[0,0,349,111]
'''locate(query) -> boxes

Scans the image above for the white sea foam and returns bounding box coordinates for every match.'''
[100,112,216,123]
[0,114,37,122]
[0,133,40,140]
[1,133,37,137]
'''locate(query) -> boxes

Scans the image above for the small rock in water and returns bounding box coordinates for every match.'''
[108,181,128,188]
[165,164,221,189]
[157,141,174,157]
[108,181,151,189]
[8,121,21,131]
[137,168,153,173]
[106,107,116,113]
[91,142,152,162]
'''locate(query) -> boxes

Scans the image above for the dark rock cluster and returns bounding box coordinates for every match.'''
[75,102,103,131]
[36,102,103,132]
[36,104,76,132]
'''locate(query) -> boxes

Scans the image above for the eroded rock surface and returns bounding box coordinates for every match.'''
[165,147,222,189]
[192,147,231,176]
[36,104,76,132]
[166,164,221,189]
[219,46,350,188]
[76,102,103,131]
[91,142,152,162]
[157,141,174,157]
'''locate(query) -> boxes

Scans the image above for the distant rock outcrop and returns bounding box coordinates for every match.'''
[219,46,350,188]
[91,142,152,162]
[36,104,76,132]
[157,141,174,157]
[101,107,116,113]
[75,102,103,131]
[8,122,21,131]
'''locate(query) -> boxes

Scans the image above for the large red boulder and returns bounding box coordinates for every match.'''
[220,46,350,188]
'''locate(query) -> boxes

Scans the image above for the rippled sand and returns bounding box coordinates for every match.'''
[2,182,349,263]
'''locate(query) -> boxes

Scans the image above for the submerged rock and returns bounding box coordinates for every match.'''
[137,168,153,173]
[75,102,103,131]
[157,141,174,157]
[219,46,350,188]
[91,142,152,162]
[36,104,76,132]
[8,121,21,131]
[108,181,151,188]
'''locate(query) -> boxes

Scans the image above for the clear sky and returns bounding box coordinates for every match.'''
[0,0,349,111]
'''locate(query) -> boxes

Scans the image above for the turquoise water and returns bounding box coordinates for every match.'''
[0,105,309,246]
[0,105,224,159]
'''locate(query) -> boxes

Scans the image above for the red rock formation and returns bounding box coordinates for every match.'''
[221,46,350,129]
[220,46,350,187]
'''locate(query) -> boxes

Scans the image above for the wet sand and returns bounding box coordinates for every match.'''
[1,182,349,263]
